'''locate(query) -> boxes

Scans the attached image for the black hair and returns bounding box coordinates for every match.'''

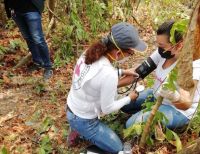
[157,20,183,43]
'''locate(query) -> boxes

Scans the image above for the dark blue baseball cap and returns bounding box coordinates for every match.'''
[109,22,147,52]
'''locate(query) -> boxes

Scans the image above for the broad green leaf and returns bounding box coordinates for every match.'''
[145,76,155,88]
[162,68,178,91]
[123,124,143,139]
[165,128,182,152]
[170,19,189,44]
[152,111,169,126]
[146,136,154,146]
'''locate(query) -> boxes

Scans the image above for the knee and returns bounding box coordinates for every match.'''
[105,133,123,153]
[31,34,46,44]
[146,89,154,96]
[126,118,134,128]
[110,140,123,153]
[126,112,150,128]
[126,116,135,128]
[116,142,123,153]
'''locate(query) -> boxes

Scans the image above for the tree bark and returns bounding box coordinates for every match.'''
[48,0,56,27]
[0,1,7,26]
[193,1,200,61]
[177,0,200,91]
[139,96,163,148]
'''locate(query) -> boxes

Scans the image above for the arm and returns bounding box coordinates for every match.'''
[158,88,192,110]
[158,80,199,110]
[118,50,160,88]
[117,68,139,88]
[118,75,136,88]
[175,60,200,109]
[172,88,192,110]
[100,73,137,114]
[172,80,199,110]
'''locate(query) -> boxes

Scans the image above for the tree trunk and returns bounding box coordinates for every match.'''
[194,2,200,61]
[48,0,56,28]
[0,2,7,27]
[139,96,163,148]
[177,0,200,91]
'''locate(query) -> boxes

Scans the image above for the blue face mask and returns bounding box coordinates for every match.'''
[158,47,175,59]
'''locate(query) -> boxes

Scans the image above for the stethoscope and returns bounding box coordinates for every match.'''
[117,77,140,95]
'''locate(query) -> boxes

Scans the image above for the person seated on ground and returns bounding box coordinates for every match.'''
[66,22,147,154]
[118,20,200,129]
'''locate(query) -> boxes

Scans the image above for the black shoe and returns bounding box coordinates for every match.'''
[27,63,42,72]
[43,69,53,80]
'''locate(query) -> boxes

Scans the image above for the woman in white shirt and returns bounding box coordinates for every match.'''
[119,20,200,129]
[66,22,147,153]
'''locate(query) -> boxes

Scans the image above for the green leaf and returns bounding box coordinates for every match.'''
[146,76,155,88]
[39,135,52,154]
[165,128,182,152]
[0,45,9,55]
[0,146,8,154]
[162,67,178,91]
[39,117,54,134]
[38,147,46,154]
[152,111,169,126]
[170,19,189,44]
[146,136,154,146]
[123,124,143,139]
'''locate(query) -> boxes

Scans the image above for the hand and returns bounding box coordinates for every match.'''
[128,90,139,101]
[157,87,180,102]
[122,69,139,78]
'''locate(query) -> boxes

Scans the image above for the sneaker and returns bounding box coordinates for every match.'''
[43,69,53,80]
[27,63,42,72]
[67,129,81,147]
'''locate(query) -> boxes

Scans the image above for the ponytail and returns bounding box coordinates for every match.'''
[85,36,117,65]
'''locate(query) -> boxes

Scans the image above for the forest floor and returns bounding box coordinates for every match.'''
[0,22,199,154]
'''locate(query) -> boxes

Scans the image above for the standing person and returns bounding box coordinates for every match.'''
[119,20,200,129]
[66,22,147,153]
[4,0,53,79]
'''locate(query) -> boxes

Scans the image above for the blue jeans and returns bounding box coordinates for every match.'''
[67,111,123,154]
[123,89,189,129]
[12,11,52,69]
[121,89,155,114]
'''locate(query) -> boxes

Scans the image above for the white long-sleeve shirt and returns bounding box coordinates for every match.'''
[67,54,130,119]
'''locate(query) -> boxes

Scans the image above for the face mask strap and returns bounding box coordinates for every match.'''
[107,53,116,61]
[110,32,125,58]
[163,41,182,53]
